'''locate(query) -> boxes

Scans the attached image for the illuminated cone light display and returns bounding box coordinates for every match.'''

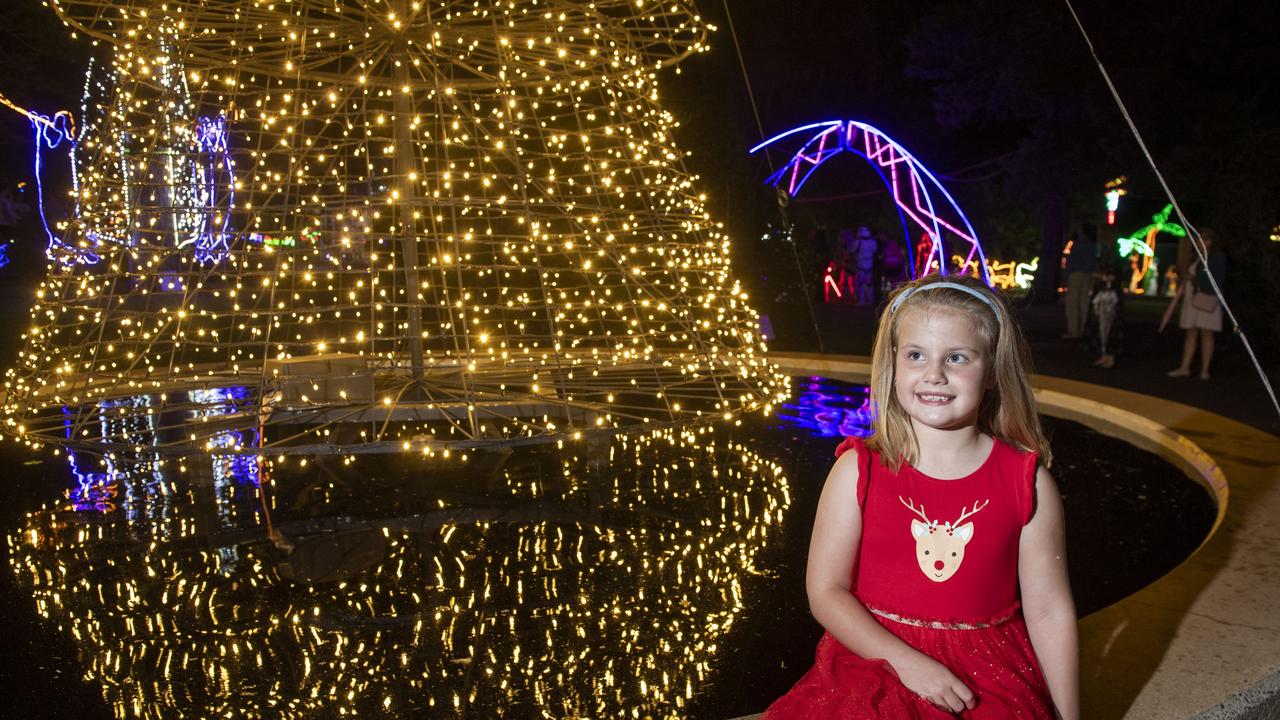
[2,0,787,456]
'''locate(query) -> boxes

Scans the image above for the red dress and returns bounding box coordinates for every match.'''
[766,437,1054,719]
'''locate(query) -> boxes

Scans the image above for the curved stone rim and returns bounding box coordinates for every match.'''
[767,350,1227,564]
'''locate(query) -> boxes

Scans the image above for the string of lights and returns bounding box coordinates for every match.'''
[1,0,789,458]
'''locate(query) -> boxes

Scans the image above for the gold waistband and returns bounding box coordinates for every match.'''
[866,603,1018,630]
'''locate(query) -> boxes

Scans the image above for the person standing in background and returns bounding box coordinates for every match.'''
[1087,259,1124,369]
[1167,229,1227,380]
[1060,223,1097,340]
[852,226,877,306]
[877,233,907,305]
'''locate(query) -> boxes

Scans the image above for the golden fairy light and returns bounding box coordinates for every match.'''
[9,426,791,719]
[1,0,787,457]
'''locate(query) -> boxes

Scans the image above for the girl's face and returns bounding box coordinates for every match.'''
[893,305,992,434]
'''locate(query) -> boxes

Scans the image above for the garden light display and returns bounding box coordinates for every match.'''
[1,0,787,458]
[1117,204,1184,294]
[916,232,938,278]
[0,89,99,264]
[996,257,1038,291]
[9,424,789,718]
[819,250,1036,304]
[1104,176,1126,226]
[185,116,237,264]
[822,260,850,302]
[952,254,1038,291]
[751,120,990,284]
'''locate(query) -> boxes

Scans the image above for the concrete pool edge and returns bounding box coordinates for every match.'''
[747,351,1280,720]
[769,351,1227,590]
[1029,381,1228,546]
[768,352,1227,526]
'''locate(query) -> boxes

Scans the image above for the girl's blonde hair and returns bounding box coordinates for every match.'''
[866,273,1051,470]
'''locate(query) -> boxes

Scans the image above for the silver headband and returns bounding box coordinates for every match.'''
[889,281,1002,319]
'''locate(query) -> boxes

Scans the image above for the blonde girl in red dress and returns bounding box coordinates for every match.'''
[767,274,1078,719]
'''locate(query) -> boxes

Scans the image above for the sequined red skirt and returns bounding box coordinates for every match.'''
[765,604,1053,719]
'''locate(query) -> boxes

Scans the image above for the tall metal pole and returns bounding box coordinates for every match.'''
[393,5,426,383]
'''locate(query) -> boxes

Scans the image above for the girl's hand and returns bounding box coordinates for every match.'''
[896,652,976,713]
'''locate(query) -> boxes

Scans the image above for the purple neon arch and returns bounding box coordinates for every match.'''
[751,120,990,283]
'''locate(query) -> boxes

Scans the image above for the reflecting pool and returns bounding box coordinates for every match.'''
[8,424,790,719]
[1,377,1216,719]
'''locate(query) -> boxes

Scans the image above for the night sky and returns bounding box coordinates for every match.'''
[661,1,1280,235]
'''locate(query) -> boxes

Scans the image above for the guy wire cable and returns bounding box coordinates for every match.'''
[722,0,826,353]
[721,0,772,175]
[1061,0,1280,420]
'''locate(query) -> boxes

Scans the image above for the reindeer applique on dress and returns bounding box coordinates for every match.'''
[766,436,1055,719]
[899,497,990,583]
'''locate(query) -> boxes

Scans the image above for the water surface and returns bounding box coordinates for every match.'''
[0,377,1215,718]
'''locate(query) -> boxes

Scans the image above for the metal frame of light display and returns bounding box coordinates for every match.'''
[751,120,990,284]
[1,0,789,458]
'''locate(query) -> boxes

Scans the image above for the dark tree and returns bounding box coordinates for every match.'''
[905,0,1280,346]
[905,0,1118,299]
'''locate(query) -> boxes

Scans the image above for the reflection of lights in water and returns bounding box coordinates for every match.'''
[189,387,260,488]
[777,377,875,438]
[63,387,263,522]
[189,386,262,531]
[10,425,789,719]
[63,396,164,515]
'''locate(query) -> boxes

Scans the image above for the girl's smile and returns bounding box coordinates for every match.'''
[914,392,955,405]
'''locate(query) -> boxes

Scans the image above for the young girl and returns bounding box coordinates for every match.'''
[1088,261,1124,370]
[767,275,1078,719]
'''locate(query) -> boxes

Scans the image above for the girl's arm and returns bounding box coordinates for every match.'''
[806,450,976,714]
[1019,466,1080,720]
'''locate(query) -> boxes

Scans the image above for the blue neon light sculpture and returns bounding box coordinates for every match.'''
[29,110,101,265]
[752,120,989,283]
[187,116,236,264]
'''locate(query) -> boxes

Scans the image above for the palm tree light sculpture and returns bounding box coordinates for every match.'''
[1117,204,1185,294]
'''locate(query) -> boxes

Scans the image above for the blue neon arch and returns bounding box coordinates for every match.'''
[752,120,989,283]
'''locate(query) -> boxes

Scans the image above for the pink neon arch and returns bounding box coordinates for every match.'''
[751,120,990,283]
